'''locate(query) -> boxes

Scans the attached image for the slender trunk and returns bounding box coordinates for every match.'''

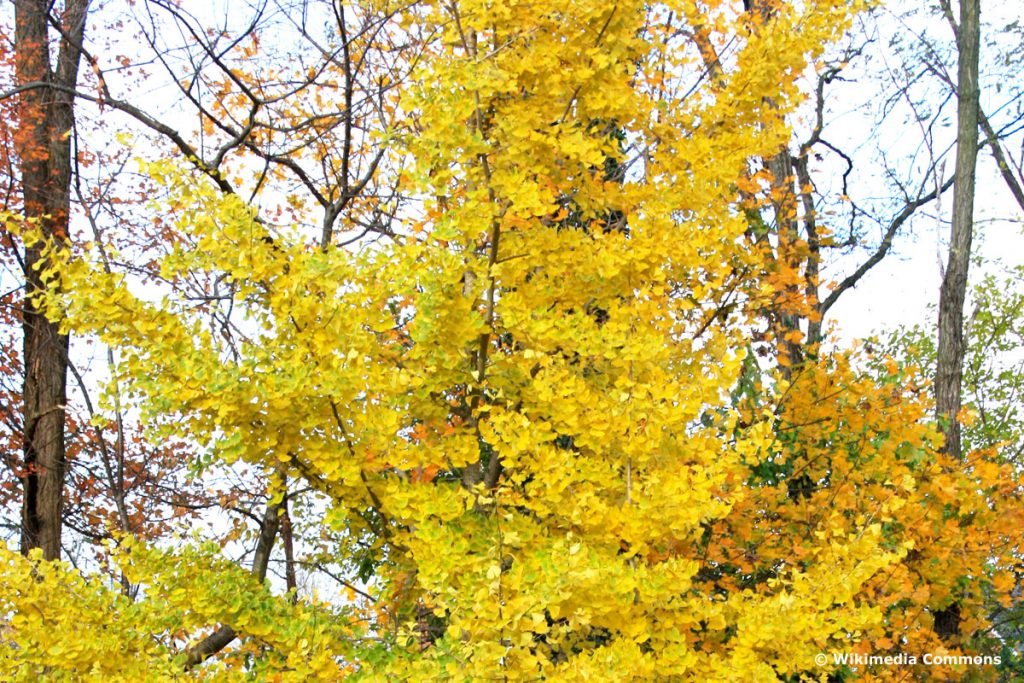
[740,0,805,372]
[14,0,90,561]
[281,496,297,599]
[931,0,980,643]
[764,149,805,371]
[935,0,980,462]
[792,154,823,347]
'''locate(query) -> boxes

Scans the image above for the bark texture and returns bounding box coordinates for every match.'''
[14,0,90,560]
[936,0,980,462]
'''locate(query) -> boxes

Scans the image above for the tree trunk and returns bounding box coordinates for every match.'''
[935,0,980,462]
[14,0,90,560]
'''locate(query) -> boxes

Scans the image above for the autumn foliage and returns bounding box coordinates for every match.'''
[0,0,1021,681]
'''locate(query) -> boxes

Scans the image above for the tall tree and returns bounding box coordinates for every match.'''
[12,0,90,560]
[935,0,980,462]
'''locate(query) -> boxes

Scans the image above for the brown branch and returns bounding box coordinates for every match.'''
[0,79,238,195]
[818,174,955,317]
[979,109,1024,212]
[183,492,282,669]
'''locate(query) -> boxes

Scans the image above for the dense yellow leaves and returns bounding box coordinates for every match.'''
[3,0,1021,680]
[0,541,359,681]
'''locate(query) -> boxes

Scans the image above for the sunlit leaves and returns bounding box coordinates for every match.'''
[4,0,1022,680]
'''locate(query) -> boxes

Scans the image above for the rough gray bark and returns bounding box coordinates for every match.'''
[936,0,980,462]
[14,0,90,560]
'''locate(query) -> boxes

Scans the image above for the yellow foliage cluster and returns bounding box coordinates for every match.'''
[0,540,358,681]
[2,0,1020,681]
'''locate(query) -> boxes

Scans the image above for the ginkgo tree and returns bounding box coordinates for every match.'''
[1,0,1022,680]
[1,0,420,588]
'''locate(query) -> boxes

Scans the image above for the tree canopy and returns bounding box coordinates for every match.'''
[1,0,1022,680]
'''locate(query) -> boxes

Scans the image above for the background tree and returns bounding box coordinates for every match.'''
[9,0,90,560]
[935,0,980,465]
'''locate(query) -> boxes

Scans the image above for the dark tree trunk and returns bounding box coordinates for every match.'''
[935,0,980,462]
[14,0,90,560]
[931,0,980,645]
